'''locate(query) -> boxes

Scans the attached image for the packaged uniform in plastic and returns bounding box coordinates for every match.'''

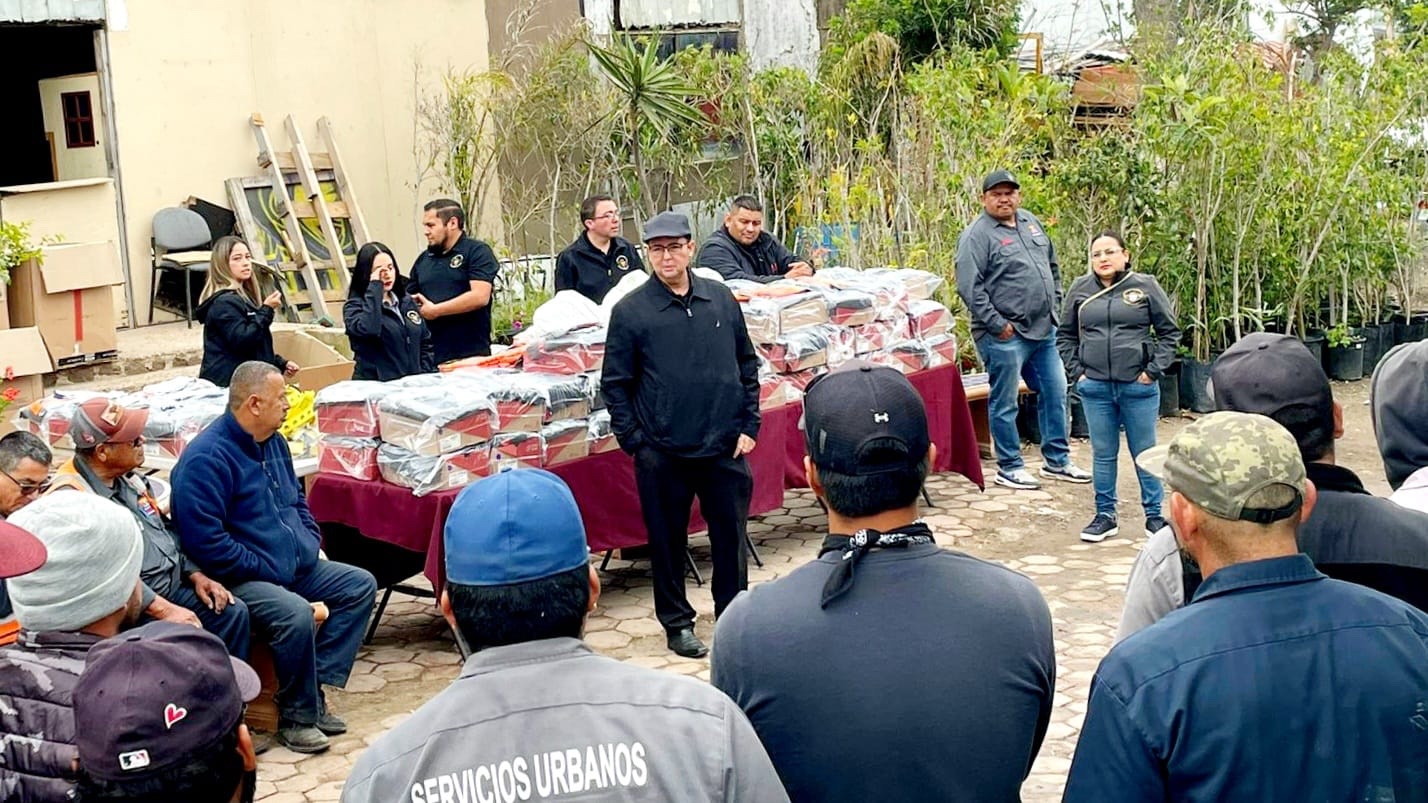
[377,389,497,457]
[864,267,945,301]
[377,442,492,496]
[757,326,831,374]
[315,381,398,438]
[907,299,954,339]
[491,431,543,467]
[853,315,912,355]
[318,437,380,480]
[924,333,959,368]
[524,326,607,375]
[541,418,590,466]
[587,410,618,454]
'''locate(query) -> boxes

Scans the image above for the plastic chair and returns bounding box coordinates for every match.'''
[149,207,214,327]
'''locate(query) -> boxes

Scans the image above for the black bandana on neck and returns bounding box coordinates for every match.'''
[817,522,934,608]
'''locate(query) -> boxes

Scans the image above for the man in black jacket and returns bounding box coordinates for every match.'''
[602,211,762,658]
[554,195,645,304]
[696,195,813,284]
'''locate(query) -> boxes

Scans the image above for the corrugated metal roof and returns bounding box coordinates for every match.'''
[0,0,105,23]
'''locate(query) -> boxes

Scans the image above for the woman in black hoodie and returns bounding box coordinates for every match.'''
[195,236,296,387]
[1058,231,1181,544]
[343,242,434,380]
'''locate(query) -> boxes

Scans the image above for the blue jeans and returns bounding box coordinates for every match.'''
[156,584,253,660]
[1077,377,1163,517]
[975,330,1071,472]
[231,560,377,724]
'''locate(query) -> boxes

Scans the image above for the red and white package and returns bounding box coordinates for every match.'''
[316,381,396,438]
[525,326,606,375]
[907,300,953,339]
[317,437,380,481]
[542,419,590,466]
[501,373,591,424]
[821,288,878,327]
[491,431,543,468]
[588,411,618,454]
[864,267,944,301]
[759,375,802,410]
[814,323,856,368]
[871,341,931,374]
[924,333,958,367]
[378,390,496,456]
[854,315,911,355]
[741,298,781,344]
[785,366,827,392]
[808,268,910,321]
[377,443,492,496]
[758,327,830,374]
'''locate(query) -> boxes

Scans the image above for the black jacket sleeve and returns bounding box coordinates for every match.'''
[698,237,780,284]
[1058,278,1086,379]
[209,293,283,368]
[767,236,803,273]
[600,305,644,453]
[554,249,577,293]
[733,306,762,441]
[1144,277,1181,379]
[343,281,386,340]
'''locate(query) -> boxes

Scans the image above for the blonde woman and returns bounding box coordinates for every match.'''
[195,236,298,387]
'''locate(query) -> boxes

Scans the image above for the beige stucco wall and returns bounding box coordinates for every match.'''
[38,73,108,181]
[106,0,494,323]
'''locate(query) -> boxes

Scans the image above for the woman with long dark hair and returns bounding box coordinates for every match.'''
[343,242,434,380]
[195,236,297,387]
[1058,231,1181,543]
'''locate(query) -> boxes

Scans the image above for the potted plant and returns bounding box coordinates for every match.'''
[0,220,41,314]
[1325,323,1365,381]
[1157,358,1180,418]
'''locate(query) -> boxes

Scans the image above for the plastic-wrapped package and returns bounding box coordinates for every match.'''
[143,397,227,460]
[759,375,802,410]
[785,366,827,392]
[924,333,959,368]
[20,392,104,447]
[740,298,781,344]
[854,315,912,355]
[378,389,497,456]
[542,418,590,466]
[773,292,829,332]
[811,323,856,369]
[378,442,492,497]
[804,267,909,321]
[865,267,945,301]
[530,290,602,338]
[504,373,591,424]
[588,410,618,454]
[757,326,830,374]
[492,431,543,468]
[317,437,380,481]
[581,372,605,411]
[907,300,953,339]
[525,326,606,375]
[820,287,878,327]
[871,341,931,374]
[315,381,397,438]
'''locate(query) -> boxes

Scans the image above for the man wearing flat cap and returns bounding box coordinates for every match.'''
[602,211,762,659]
[1066,411,1428,801]
[342,469,787,803]
[955,169,1089,491]
[714,362,1055,802]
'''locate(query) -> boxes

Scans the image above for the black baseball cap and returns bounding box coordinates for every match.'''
[1211,333,1334,421]
[73,622,261,782]
[641,211,692,242]
[803,361,930,475]
[982,169,1020,192]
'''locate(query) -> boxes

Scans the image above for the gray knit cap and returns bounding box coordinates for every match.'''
[7,493,143,632]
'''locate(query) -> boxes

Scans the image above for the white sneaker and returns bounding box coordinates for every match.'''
[994,468,1041,490]
[1040,462,1093,484]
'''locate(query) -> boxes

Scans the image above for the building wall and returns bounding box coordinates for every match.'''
[105,0,494,322]
[38,73,107,181]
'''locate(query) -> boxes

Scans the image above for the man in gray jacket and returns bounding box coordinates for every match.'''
[342,469,788,803]
[955,169,1089,490]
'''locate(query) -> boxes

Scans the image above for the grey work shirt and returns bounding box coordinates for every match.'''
[72,458,188,607]
[955,209,1062,340]
[341,637,789,803]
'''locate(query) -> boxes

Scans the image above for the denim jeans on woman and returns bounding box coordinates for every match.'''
[1076,377,1162,517]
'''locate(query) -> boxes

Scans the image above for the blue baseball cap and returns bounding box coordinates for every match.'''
[444,469,590,586]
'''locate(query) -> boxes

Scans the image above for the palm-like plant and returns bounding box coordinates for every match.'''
[588,35,706,218]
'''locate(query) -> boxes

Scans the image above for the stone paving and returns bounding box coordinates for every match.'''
[253,447,1147,803]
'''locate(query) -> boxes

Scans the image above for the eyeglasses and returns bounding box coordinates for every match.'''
[1090,248,1123,259]
[593,211,622,221]
[646,242,688,257]
[0,467,51,497]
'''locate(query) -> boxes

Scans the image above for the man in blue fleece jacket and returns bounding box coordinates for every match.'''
[172,361,376,755]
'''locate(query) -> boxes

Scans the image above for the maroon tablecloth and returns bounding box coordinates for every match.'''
[309,364,983,590]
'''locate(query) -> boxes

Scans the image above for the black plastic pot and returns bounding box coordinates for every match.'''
[1301,331,1326,368]
[1360,324,1389,376]
[1158,363,1180,417]
[1016,391,1042,445]
[1327,338,1365,381]
[1069,393,1089,439]
[1179,357,1216,413]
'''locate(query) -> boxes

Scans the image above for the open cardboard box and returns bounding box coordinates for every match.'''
[6,242,123,369]
[273,329,354,393]
[0,327,52,433]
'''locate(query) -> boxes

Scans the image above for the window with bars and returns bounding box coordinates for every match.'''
[61,91,96,148]
[616,0,740,57]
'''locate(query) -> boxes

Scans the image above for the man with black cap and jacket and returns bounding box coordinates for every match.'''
[602,211,762,659]
[1116,332,1428,640]
[713,362,1055,803]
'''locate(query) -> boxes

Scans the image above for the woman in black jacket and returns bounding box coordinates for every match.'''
[343,242,434,380]
[1058,231,1181,543]
[195,236,296,387]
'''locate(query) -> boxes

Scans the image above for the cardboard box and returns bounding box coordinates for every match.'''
[272,330,354,393]
[0,327,51,433]
[6,243,123,368]
[0,282,10,330]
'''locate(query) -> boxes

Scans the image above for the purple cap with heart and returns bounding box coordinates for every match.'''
[72,621,260,781]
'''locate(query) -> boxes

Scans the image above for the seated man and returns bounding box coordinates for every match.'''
[172,360,377,755]
[713,363,1055,802]
[1117,333,1428,640]
[48,397,251,657]
[1,492,145,802]
[696,195,813,283]
[0,431,53,631]
[343,469,787,802]
[73,622,261,803]
[1066,412,1428,801]
[1371,340,1428,514]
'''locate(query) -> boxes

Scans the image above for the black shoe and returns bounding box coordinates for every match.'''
[1080,513,1119,543]
[1145,515,1171,538]
[666,628,708,658]
[275,721,330,754]
[316,693,347,736]
[251,733,275,755]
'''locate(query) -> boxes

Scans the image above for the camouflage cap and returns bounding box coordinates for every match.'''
[1136,411,1307,523]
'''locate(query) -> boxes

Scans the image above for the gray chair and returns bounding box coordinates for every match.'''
[149,207,214,327]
